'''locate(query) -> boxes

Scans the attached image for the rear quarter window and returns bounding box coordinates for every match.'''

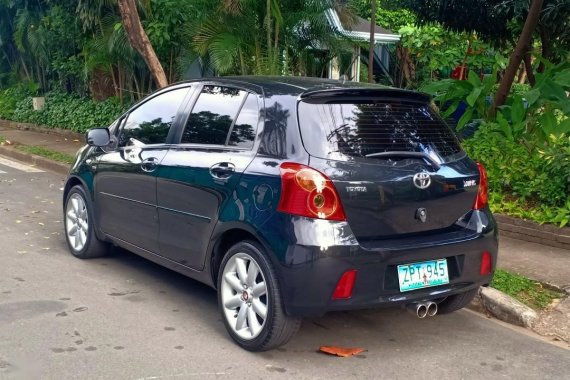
[298,100,463,163]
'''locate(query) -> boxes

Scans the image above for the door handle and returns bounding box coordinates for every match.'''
[141,157,159,172]
[210,162,235,179]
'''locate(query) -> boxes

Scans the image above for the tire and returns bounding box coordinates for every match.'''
[217,241,301,351]
[437,287,479,314]
[64,185,109,259]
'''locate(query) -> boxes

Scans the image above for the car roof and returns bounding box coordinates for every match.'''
[174,76,430,102]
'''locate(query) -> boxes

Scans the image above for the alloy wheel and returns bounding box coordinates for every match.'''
[220,253,268,340]
[65,193,89,252]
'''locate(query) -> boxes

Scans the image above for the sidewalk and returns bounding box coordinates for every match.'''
[1,121,569,343]
[0,123,83,156]
[0,122,84,175]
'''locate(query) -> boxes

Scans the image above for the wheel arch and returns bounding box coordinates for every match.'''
[63,175,105,241]
[63,175,91,207]
[209,223,277,289]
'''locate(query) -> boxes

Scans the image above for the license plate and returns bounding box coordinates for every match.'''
[397,259,449,292]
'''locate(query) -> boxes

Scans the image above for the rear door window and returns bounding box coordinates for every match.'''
[298,101,462,162]
[228,93,258,148]
[181,85,257,147]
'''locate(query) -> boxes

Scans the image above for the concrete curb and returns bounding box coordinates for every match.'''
[475,287,538,328]
[0,145,70,176]
[495,214,570,251]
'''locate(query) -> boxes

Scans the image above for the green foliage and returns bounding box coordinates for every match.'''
[422,70,496,128]
[350,0,416,31]
[398,24,503,86]
[11,91,129,133]
[464,124,570,226]
[16,145,75,164]
[492,61,570,142]
[0,83,37,119]
[398,24,466,81]
[491,269,564,310]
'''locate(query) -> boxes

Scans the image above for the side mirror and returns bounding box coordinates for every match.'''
[86,128,111,147]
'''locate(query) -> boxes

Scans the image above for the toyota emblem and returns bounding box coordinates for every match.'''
[413,172,431,189]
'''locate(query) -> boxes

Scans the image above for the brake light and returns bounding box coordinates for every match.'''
[473,162,488,210]
[277,163,346,221]
[480,251,492,275]
[332,270,357,299]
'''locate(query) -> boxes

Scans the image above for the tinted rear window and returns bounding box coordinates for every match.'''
[298,101,462,162]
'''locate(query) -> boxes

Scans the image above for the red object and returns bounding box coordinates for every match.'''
[473,162,488,210]
[451,65,468,80]
[480,251,492,275]
[277,162,346,221]
[332,270,358,300]
[319,345,365,357]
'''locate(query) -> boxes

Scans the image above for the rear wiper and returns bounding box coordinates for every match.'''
[364,151,441,170]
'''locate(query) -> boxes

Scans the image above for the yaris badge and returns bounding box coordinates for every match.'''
[413,172,431,189]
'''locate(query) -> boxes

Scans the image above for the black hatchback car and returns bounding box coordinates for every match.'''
[63,76,498,351]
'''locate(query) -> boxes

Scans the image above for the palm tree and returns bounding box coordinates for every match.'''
[186,0,356,76]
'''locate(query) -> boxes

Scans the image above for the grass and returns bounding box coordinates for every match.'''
[16,145,75,164]
[490,269,565,310]
[0,135,5,144]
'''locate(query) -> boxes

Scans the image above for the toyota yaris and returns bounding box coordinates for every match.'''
[63,76,498,351]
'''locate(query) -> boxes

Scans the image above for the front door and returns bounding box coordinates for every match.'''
[95,86,191,252]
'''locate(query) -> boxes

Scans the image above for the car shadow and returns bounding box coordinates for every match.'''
[88,247,489,358]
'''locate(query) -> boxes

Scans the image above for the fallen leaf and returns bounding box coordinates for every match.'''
[5,140,12,145]
[38,222,45,226]
[16,220,21,224]
[73,139,79,142]
[319,346,365,357]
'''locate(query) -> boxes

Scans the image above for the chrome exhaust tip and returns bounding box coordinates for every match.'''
[417,304,428,318]
[407,303,428,318]
[427,302,438,317]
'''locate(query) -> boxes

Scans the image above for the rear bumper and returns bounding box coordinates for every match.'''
[272,210,498,317]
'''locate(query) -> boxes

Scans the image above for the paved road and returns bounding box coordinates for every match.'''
[0,156,569,380]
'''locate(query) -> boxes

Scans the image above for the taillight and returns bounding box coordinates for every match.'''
[480,251,492,275]
[473,162,488,210]
[277,162,346,221]
[332,270,357,299]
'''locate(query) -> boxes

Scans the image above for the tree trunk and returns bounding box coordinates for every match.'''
[116,0,168,89]
[266,0,272,66]
[522,46,536,86]
[537,27,551,73]
[368,0,376,83]
[517,63,527,84]
[491,0,544,115]
[459,35,473,81]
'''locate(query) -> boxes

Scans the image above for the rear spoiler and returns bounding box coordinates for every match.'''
[299,88,431,104]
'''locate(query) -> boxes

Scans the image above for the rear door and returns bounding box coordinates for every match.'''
[298,92,480,243]
[95,86,191,252]
[156,84,261,269]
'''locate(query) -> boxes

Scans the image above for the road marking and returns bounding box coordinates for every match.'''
[0,157,44,173]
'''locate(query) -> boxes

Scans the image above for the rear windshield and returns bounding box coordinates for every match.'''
[298,100,463,162]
